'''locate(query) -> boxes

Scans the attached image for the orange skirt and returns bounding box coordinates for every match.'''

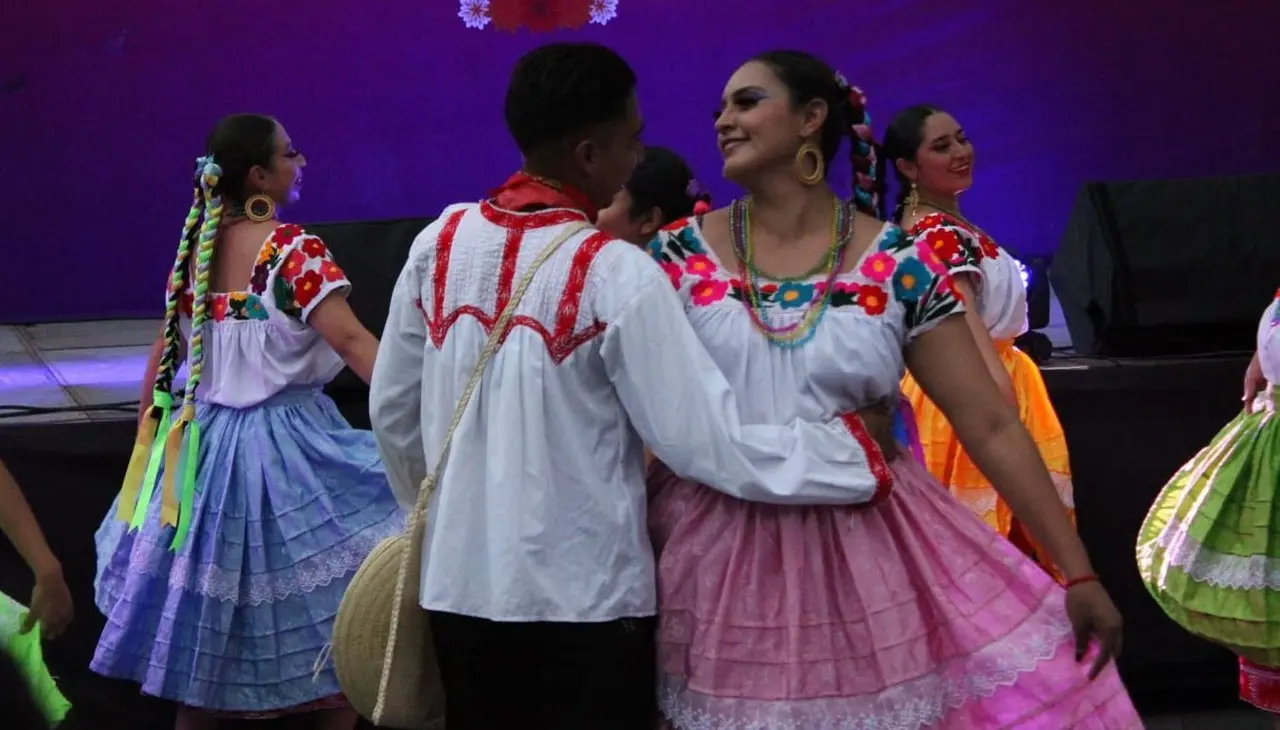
[900,339,1075,580]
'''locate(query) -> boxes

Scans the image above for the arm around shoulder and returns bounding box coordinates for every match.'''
[597,252,890,505]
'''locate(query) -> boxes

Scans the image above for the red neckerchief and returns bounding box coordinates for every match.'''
[489,171,598,221]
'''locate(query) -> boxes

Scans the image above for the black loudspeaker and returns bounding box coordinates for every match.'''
[1049,174,1280,357]
[307,216,435,427]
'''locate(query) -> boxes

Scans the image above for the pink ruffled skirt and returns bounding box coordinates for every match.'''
[648,455,1141,729]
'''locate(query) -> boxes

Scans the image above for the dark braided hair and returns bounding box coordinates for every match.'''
[750,51,884,218]
[881,104,942,223]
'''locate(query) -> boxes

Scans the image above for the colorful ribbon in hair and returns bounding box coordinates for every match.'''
[157,155,222,551]
[115,156,219,529]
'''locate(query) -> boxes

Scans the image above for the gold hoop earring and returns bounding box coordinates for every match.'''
[243,194,276,223]
[906,183,920,218]
[795,143,824,186]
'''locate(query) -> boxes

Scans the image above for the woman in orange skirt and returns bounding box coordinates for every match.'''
[883,105,1075,578]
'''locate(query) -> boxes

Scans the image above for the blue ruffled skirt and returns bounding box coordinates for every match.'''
[91,388,404,713]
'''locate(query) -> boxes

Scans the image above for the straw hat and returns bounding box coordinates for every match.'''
[332,527,444,729]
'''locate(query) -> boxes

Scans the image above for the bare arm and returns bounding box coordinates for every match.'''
[0,460,60,580]
[953,275,1016,405]
[309,295,380,384]
[905,315,1090,579]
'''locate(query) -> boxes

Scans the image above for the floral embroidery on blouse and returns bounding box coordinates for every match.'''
[250,223,304,293]
[211,292,270,322]
[268,228,349,319]
[1270,288,1280,328]
[648,216,963,332]
[909,213,999,270]
[170,224,349,323]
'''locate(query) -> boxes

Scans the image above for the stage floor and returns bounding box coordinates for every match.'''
[0,317,1274,728]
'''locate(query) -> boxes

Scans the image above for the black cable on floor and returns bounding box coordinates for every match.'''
[0,401,139,420]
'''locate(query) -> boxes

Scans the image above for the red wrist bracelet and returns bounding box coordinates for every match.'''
[1064,574,1099,589]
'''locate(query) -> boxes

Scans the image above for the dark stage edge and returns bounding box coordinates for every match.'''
[0,354,1259,726]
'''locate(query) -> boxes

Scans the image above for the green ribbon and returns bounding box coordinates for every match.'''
[129,391,173,531]
[169,421,201,552]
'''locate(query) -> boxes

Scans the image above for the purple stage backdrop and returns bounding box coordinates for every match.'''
[1,0,1277,323]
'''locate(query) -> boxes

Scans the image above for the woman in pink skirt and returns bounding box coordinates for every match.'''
[645,50,1141,729]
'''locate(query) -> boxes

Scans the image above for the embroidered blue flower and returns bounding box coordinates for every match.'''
[646,235,664,260]
[892,257,932,303]
[244,295,269,321]
[775,282,816,310]
[877,226,907,251]
[673,225,704,254]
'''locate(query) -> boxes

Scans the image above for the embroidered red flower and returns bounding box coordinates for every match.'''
[489,0,591,32]
[300,236,329,259]
[293,270,325,310]
[914,242,949,276]
[856,284,887,316]
[281,249,307,282]
[690,278,730,307]
[319,259,345,283]
[210,295,229,321]
[177,290,193,317]
[271,224,303,245]
[859,252,897,283]
[922,228,965,266]
[977,233,999,260]
[939,274,963,303]
[660,261,682,290]
[684,254,717,279]
[758,283,779,297]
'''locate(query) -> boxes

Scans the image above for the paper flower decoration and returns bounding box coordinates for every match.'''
[459,0,618,31]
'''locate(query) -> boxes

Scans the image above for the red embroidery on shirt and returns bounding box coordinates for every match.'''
[479,200,589,231]
[421,211,610,364]
[840,413,894,504]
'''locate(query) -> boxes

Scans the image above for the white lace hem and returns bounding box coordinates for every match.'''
[659,590,1071,730]
[122,520,402,606]
[1140,515,1280,591]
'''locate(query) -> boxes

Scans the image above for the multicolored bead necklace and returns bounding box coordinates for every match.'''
[729,196,855,349]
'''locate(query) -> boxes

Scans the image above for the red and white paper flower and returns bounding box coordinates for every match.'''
[458,0,618,31]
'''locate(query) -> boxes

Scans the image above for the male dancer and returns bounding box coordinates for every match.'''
[369,42,892,730]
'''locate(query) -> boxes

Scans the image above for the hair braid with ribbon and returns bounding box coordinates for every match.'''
[833,74,883,218]
[186,162,223,409]
[157,157,222,549]
[112,159,209,525]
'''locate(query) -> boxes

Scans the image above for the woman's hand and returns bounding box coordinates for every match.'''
[22,564,73,640]
[1243,352,1266,413]
[1065,580,1123,680]
[854,397,899,459]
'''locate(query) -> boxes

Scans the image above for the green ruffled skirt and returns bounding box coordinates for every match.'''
[1137,399,1280,665]
[1,590,72,726]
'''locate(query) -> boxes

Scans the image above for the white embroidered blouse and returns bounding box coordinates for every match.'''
[908,213,1028,341]
[646,215,964,434]
[173,224,352,408]
[368,202,884,623]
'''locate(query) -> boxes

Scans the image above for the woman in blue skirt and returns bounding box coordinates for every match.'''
[91,114,403,729]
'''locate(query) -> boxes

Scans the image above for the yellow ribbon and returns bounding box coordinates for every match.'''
[115,391,173,523]
[159,404,196,528]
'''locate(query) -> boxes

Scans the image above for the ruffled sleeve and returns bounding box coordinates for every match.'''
[909,213,985,285]
[272,232,352,321]
[879,224,967,340]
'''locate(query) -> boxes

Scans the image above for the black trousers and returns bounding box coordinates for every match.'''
[428,610,658,730]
